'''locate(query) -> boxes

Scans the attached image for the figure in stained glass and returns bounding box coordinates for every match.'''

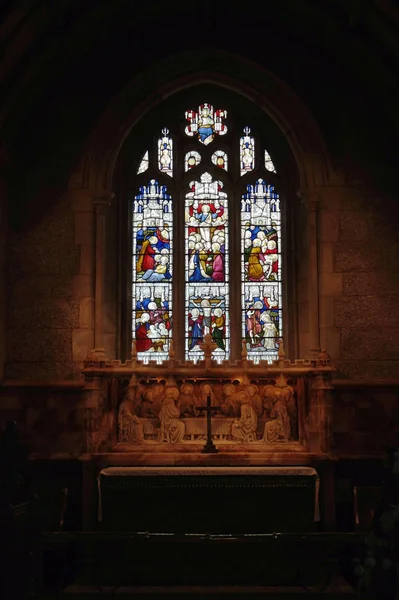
[185,103,227,145]
[241,176,281,363]
[211,150,228,171]
[158,128,173,177]
[243,285,280,356]
[186,173,227,283]
[240,127,255,176]
[186,286,229,359]
[134,285,172,355]
[242,224,279,282]
[211,307,225,350]
[185,151,201,171]
[133,180,173,360]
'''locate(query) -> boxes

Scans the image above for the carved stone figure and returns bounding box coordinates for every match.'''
[179,382,196,417]
[246,384,263,416]
[262,388,290,443]
[118,387,144,444]
[231,389,257,443]
[221,383,237,416]
[199,382,217,407]
[281,385,297,440]
[158,386,185,443]
[262,384,276,416]
[138,388,158,418]
[151,382,165,415]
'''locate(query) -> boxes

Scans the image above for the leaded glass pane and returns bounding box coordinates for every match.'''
[240,126,255,176]
[137,150,149,174]
[158,128,173,177]
[264,149,277,173]
[133,179,173,363]
[185,173,229,363]
[184,103,227,145]
[184,151,201,171]
[241,178,282,363]
[211,150,228,171]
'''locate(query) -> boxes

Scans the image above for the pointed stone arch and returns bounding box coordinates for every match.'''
[69,49,333,194]
[70,50,336,365]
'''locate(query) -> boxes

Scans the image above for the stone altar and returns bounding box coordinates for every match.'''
[97,466,320,533]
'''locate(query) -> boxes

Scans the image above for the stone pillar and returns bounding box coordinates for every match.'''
[92,193,113,361]
[304,191,320,357]
[0,147,10,381]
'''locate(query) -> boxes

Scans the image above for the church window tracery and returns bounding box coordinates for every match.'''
[132,102,282,364]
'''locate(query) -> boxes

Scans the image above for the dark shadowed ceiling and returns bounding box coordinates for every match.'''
[1,0,398,193]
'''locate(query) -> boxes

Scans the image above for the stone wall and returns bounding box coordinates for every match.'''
[318,184,399,378]
[332,382,399,456]
[5,189,96,380]
[0,382,85,457]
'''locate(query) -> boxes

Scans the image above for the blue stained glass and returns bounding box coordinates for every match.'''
[132,180,173,363]
[185,103,227,145]
[185,173,230,362]
[241,179,282,363]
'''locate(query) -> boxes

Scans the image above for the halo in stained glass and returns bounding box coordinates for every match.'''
[137,150,149,174]
[132,179,173,363]
[184,151,201,171]
[240,178,282,364]
[240,126,255,176]
[211,150,228,171]
[158,128,173,177]
[184,103,227,145]
[264,149,276,173]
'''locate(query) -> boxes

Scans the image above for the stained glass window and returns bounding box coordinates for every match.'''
[185,173,229,363]
[185,103,227,145]
[185,151,201,171]
[132,101,284,365]
[132,179,173,364]
[264,150,276,173]
[211,150,228,171]
[137,150,149,174]
[158,128,173,177]
[240,126,255,176]
[241,178,282,364]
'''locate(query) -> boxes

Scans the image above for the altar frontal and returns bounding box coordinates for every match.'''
[98,466,320,534]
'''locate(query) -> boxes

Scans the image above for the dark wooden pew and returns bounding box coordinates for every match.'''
[38,531,363,595]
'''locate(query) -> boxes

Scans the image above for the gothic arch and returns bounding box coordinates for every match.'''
[71,50,335,364]
[69,50,334,194]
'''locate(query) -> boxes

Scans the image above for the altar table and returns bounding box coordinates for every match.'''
[98,467,320,533]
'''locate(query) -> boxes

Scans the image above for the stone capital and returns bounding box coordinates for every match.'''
[297,189,319,212]
[93,190,114,214]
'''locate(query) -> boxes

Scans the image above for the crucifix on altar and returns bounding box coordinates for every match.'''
[196,334,221,453]
[196,395,221,454]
